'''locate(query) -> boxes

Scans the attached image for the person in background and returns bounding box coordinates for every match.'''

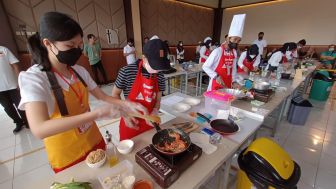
[195,41,202,63]
[210,42,219,51]
[203,14,246,91]
[123,38,136,65]
[296,39,307,59]
[19,12,146,173]
[176,41,184,64]
[112,38,170,140]
[163,40,171,56]
[83,34,108,85]
[143,36,149,45]
[305,47,319,59]
[199,37,212,64]
[266,42,297,72]
[0,46,28,134]
[253,32,267,59]
[320,44,336,69]
[237,44,260,73]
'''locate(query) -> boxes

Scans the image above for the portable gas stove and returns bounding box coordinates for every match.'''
[252,89,275,103]
[135,143,202,188]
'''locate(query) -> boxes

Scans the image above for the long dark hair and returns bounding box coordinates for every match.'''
[27,12,83,71]
[176,41,183,52]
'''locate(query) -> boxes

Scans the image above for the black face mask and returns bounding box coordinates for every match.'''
[54,47,82,66]
[258,36,263,40]
[228,41,238,50]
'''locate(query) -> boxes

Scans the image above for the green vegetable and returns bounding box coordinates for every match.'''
[50,179,92,189]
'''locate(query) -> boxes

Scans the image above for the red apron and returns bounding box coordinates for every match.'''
[200,48,211,63]
[119,61,158,140]
[282,55,288,63]
[211,46,235,90]
[237,58,255,73]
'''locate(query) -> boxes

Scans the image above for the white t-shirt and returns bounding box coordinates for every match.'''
[202,46,238,91]
[253,39,267,56]
[18,64,97,116]
[268,51,283,67]
[0,46,19,92]
[123,44,136,65]
[237,51,261,69]
[199,46,209,63]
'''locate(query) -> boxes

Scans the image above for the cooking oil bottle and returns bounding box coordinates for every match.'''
[105,130,119,167]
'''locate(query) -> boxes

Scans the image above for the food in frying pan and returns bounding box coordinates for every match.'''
[156,131,187,153]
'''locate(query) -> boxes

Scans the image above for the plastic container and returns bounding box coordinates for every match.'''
[309,71,333,101]
[98,160,134,189]
[203,90,234,119]
[287,96,313,125]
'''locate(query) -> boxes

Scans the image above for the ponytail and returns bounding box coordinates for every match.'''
[27,33,51,71]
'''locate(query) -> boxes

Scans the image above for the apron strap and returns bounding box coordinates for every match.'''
[46,71,69,116]
[70,67,87,87]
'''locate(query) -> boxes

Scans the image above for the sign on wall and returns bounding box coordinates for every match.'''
[106,29,119,44]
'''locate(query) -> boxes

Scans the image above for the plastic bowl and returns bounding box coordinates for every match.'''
[183,97,201,106]
[133,180,153,189]
[86,151,106,168]
[117,140,134,154]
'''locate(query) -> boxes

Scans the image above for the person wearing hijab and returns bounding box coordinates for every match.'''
[199,37,212,64]
[203,14,246,91]
[267,42,297,72]
[176,41,184,63]
[237,44,260,73]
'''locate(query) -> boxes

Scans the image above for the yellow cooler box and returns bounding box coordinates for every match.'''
[237,138,301,189]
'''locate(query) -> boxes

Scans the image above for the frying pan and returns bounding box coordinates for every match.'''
[197,113,239,135]
[152,122,191,156]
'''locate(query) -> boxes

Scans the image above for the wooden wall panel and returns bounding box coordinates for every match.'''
[140,0,214,45]
[2,0,127,51]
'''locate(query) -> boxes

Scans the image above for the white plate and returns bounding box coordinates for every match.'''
[172,103,191,112]
[183,97,201,106]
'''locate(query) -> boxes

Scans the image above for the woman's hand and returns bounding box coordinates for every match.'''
[145,108,159,127]
[215,75,225,87]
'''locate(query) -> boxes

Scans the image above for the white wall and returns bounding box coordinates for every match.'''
[220,0,336,45]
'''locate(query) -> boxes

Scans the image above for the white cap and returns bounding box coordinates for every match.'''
[150,35,159,40]
[228,14,246,38]
[204,37,212,43]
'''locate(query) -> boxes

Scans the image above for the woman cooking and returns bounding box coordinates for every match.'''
[111,37,171,140]
[267,42,297,72]
[199,37,212,64]
[18,12,146,173]
[203,14,246,91]
[237,44,260,73]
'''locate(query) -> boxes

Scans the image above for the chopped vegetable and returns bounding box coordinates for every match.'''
[50,179,92,189]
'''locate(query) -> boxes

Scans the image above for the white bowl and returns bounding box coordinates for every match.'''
[183,97,201,106]
[117,140,134,154]
[172,103,191,112]
[86,152,106,168]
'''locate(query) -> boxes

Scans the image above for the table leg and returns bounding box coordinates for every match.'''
[272,97,287,137]
[220,156,233,189]
[196,72,200,96]
[185,73,188,94]
[199,72,203,96]
[167,78,171,94]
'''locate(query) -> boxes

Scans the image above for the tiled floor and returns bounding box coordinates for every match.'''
[0,84,336,189]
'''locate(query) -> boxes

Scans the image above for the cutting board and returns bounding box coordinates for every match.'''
[160,117,199,133]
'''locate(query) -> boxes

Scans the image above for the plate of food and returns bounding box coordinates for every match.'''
[86,149,106,168]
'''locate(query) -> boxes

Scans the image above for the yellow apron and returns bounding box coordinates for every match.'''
[44,80,104,173]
